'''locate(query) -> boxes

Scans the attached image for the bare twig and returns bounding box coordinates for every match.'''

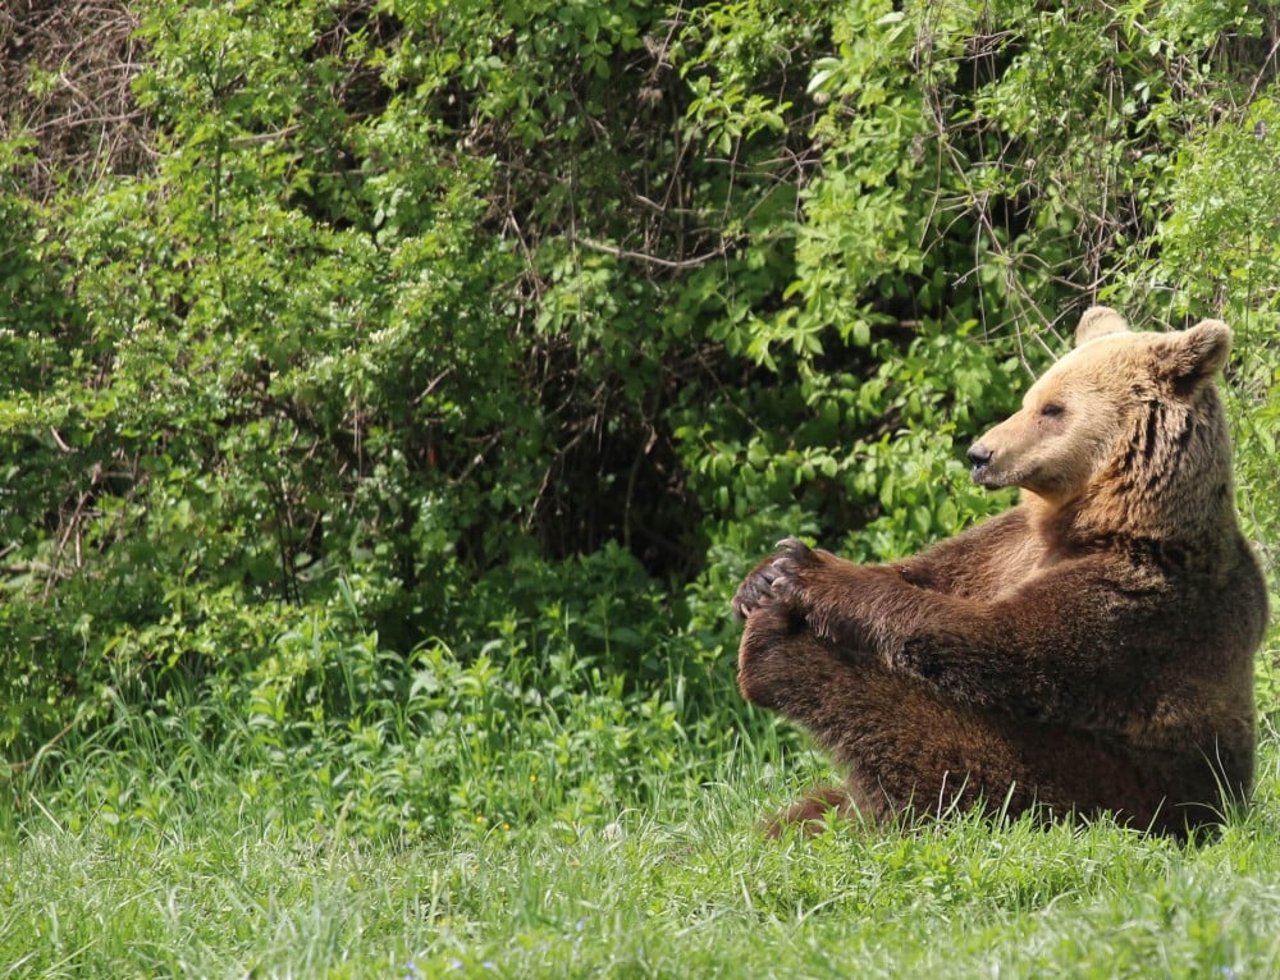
[0,0,152,199]
[49,427,75,454]
[567,233,738,271]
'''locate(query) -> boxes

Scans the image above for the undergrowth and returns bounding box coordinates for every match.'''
[3,715,1279,977]
[2,590,1278,976]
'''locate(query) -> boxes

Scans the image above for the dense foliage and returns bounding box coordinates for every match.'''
[2,0,1279,840]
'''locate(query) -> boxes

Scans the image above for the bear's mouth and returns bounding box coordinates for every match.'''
[972,462,1050,493]
[971,462,1024,491]
[970,462,1003,489]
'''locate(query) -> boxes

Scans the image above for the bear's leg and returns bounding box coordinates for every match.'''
[739,602,1178,832]
[762,786,854,838]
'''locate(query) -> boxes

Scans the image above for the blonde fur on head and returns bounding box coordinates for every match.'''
[969,316,1237,542]
[1155,319,1231,392]
[1075,306,1130,346]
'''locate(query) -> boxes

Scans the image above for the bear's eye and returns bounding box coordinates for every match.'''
[1039,402,1065,418]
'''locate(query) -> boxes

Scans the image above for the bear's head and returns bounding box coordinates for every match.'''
[967,308,1232,513]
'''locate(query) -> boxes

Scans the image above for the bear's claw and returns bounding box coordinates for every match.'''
[767,537,817,608]
[731,562,781,619]
[732,538,819,619]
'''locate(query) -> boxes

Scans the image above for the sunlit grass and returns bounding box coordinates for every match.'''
[4,725,1279,977]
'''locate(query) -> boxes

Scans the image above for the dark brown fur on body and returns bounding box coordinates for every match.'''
[734,310,1267,838]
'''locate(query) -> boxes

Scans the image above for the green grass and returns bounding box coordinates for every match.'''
[4,728,1280,977]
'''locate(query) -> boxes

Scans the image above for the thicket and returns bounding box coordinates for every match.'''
[2,0,1279,837]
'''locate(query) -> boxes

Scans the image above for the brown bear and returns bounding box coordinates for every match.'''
[732,308,1268,838]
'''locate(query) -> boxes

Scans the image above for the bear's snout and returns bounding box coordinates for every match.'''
[967,443,993,466]
[967,442,1001,488]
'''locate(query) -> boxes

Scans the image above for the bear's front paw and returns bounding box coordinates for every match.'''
[731,537,822,620]
[731,559,784,619]
[765,535,822,606]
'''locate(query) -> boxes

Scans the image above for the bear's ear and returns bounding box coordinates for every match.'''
[1074,306,1130,346]
[1155,319,1232,395]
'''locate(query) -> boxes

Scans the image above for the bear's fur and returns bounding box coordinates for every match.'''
[732,308,1268,838]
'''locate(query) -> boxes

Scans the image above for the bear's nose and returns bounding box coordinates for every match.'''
[967,443,993,466]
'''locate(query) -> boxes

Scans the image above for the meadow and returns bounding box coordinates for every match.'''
[5,720,1280,977]
[5,2,1280,975]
